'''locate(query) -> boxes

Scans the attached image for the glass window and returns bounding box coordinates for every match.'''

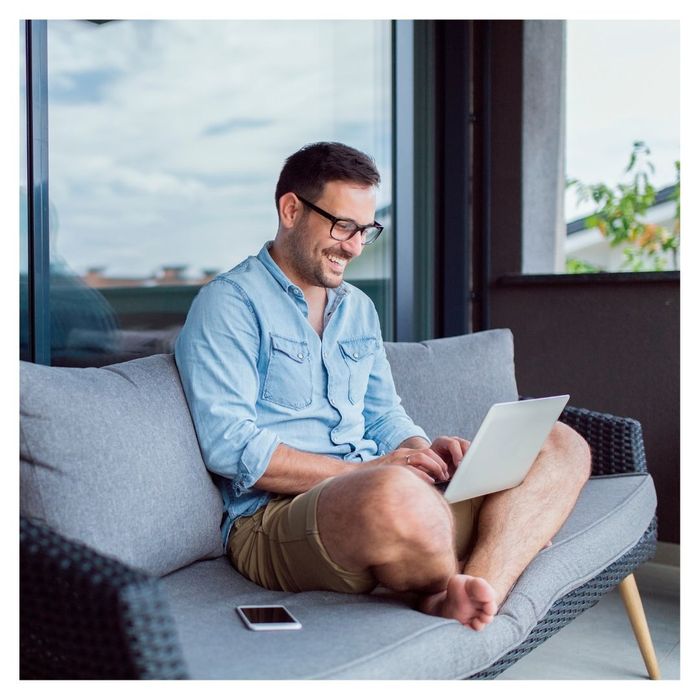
[564,21,680,273]
[46,20,394,366]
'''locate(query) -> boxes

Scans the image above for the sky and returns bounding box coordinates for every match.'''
[565,20,680,220]
[35,20,394,280]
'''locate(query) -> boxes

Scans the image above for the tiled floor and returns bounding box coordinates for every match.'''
[498,561,680,680]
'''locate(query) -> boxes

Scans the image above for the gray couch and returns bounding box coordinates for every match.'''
[19,329,658,679]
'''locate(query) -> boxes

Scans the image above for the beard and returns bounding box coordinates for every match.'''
[287,220,350,289]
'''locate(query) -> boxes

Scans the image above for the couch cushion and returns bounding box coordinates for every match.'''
[161,472,656,679]
[385,329,519,440]
[20,354,223,577]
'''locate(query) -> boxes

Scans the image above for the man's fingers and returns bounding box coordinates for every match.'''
[421,450,450,481]
[457,438,470,454]
[405,451,448,482]
[432,436,469,474]
[446,439,464,469]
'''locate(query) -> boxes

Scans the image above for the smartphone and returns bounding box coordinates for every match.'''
[236,605,302,631]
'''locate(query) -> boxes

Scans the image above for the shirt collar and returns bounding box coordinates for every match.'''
[258,241,351,300]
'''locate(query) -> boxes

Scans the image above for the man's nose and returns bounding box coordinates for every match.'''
[340,232,364,258]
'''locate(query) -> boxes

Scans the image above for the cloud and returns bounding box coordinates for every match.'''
[50,67,124,104]
[46,19,394,277]
[201,117,274,137]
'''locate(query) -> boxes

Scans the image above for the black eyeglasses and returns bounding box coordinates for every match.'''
[294,194,384,245]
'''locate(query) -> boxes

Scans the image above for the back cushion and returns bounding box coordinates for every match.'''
[20,354,224,577]
[385,329,519,440]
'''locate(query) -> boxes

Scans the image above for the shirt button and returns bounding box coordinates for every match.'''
[353,352,359,359]
[297,353,304,360]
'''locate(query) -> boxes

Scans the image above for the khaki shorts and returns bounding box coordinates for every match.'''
[227,477,484,595]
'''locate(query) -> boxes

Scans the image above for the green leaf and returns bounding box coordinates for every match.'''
[568,140,679,274]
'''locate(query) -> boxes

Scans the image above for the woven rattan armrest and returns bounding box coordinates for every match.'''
[558,404,648,476]
[20,515,188,679]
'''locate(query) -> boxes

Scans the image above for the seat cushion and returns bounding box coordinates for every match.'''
[161,472,656,679]
[385,329,519,440]
[20,354,223,577]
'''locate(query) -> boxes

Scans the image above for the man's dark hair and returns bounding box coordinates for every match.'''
[274,142,380,212]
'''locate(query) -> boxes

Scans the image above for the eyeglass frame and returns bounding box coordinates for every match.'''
[293,193,384,245]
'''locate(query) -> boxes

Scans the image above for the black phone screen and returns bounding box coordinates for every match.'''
[239,606,296,624]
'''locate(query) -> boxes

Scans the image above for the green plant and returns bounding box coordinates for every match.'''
[567,141,680,272]
[565,257,603,274]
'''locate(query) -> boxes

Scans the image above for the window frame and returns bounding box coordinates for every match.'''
[24,19,51,365]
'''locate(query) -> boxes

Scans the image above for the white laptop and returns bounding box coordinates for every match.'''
[441,395,570,504]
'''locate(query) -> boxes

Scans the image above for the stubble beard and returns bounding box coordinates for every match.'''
[288,222,347,289]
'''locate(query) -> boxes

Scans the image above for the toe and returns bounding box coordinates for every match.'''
[466,576,498,605]
[482,600,498,616]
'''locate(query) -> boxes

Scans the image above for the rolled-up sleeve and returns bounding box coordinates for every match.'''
[174,279,280,495]
[362,331,429,454]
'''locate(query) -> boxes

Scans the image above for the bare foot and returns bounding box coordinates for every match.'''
[418,574,498,631]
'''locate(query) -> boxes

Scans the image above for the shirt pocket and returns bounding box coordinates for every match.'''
[338,336,379,405]
[262,334,313,410]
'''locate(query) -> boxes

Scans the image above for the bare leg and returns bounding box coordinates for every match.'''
[417,422,590,628]
[317,465,458,594]
[316,423,589,631]
[460,421,591,605]
[317,466,501,630]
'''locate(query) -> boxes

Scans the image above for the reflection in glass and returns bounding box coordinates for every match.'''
[46,20,394,366]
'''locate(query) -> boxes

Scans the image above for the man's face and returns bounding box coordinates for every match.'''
[287,181,376,290]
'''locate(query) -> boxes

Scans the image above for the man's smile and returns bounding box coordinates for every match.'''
[325,252,350,273]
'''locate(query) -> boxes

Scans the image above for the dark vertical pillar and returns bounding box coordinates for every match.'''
[434,20,472,338]
[471,20,493,331]
[487,21,524,281]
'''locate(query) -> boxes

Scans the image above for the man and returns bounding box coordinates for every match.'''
[175,142,591,631]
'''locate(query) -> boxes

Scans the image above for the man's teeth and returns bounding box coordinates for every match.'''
[327,255,347,267]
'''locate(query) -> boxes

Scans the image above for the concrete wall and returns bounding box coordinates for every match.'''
[522,21,567,274]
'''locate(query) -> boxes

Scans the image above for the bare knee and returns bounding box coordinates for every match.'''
[545,421,592,486]
[359,466,455,563]
[317,465,454,574]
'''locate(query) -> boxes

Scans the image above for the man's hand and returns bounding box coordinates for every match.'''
[429,436,471,478]
[367,435,471,486]
[369,446,450,485]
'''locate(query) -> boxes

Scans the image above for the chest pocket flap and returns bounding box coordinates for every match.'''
[338,336,378,363]
[263,334,312,409]
[338,336,379,405]
[270,334,309,363]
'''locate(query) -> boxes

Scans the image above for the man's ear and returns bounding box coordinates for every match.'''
[278,192,302,229]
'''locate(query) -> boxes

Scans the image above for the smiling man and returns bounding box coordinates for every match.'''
[174,142,591,631]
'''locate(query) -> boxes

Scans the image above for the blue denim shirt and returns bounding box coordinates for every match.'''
[175,242,428,545]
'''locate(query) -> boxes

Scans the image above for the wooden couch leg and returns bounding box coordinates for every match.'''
[618,573,661,679]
